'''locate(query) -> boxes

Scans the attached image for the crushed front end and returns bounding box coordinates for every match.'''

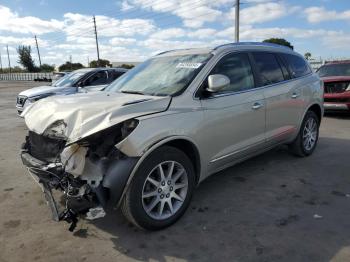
[21,120,139,231]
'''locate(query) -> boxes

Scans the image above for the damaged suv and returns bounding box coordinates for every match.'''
[20,42,323,231]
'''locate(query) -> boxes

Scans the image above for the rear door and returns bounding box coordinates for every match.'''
[251,52,302,145]
[199,52,266,174]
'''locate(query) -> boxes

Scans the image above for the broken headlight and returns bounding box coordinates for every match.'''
[43,120,67,140]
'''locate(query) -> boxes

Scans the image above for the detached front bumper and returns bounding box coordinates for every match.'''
[20,139,139,231]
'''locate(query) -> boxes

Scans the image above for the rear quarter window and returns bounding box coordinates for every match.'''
[281,54,311,78]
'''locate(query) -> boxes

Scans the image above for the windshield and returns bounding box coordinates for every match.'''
[105,53,212,96]
[318,64,350,77]
[52,71,87,87]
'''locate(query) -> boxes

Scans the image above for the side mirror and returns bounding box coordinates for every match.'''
[207,74,230,93]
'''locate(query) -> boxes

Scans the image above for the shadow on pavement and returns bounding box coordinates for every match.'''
[91,137,350,262]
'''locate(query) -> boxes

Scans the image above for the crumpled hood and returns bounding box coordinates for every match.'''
[19,85,72,97]
[23,91,171,144]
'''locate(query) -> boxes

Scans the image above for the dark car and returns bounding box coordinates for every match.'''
[317,61,350,111]
[16,67,128,115]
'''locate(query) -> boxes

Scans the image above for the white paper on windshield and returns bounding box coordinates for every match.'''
[176,62,202,69]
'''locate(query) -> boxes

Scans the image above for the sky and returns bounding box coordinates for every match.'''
[0,0,349,68]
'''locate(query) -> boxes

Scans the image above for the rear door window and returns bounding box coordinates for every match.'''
[281,53,311,78]
[252,52,285,86]
[84,71,108,86]
[107,70,125,83]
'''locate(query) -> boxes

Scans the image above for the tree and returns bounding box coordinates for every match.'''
[40,64,55,72]
[89,59,112,68]
[304,52,312,60]
[58,61,84,72]
[263,38,294,50]
[119,64,135,69]
[17,45,38,72]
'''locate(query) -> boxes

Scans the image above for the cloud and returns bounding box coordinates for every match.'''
[304,6,350,23]
[226,2,300,25]
[188,28,217,39]
[126,0,222,28]
[63,13,156,37]
[0,5,63,35]
[109,37,137,45]
[150,28,186,39]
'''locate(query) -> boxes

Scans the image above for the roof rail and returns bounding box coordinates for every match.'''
[214,42,292,50]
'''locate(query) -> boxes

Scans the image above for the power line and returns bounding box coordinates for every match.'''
[42,0,209,44]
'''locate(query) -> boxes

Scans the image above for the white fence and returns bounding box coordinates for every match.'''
[0,73,54,81]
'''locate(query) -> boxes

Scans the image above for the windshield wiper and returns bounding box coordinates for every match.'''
[120,90,145,95]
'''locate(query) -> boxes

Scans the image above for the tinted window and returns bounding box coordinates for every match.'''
[210,53,255,93]
[108,70,125,83]
[317,63,350,77]
[252,52,284,86]
[85,71,108,86]
[282,54,311,78]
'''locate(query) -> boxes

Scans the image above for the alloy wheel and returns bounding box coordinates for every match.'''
[303,117,318,151]
[142,161,188,220]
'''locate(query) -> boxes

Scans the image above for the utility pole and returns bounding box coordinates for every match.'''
[69,55,72,71]
[0,50,3,73]
[87,56,90,67]
[93,15,100,67]
[6,45,11,73]
[34,35,42,67]
[235,0,240,43]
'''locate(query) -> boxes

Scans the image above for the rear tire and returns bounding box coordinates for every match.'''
[289,111,319,157]
[121,146,195,230]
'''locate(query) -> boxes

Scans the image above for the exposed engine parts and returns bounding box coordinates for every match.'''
[21,121,138,231]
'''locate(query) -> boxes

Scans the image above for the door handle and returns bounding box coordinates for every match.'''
[291,92,300,99]
[252,102,263,110]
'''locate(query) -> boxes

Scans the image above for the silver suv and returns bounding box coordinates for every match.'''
[20,42,323,231]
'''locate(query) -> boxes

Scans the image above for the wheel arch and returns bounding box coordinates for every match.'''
[117,136,201,207]
[307,103,323,123]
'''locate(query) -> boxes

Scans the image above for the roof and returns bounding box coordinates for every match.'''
[73,67,128,73]
[156,42,296,57]
[324,60,350,65]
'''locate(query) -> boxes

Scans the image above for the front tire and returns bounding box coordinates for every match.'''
[289,111,319,157]
[121,146,195,230]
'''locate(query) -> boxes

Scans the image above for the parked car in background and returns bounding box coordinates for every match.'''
[20,42,323,231]
[52,71,70,82]
[317,61,350,111]
[16,67,127,115]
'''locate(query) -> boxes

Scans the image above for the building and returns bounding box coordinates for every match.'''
[112,61,142,68]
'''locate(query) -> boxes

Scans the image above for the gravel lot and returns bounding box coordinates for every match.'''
[1,81,350,262]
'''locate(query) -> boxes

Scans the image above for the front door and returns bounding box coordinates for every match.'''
[198,52,266,176]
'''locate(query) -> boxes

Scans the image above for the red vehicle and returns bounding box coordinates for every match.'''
[317,61,350,111]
